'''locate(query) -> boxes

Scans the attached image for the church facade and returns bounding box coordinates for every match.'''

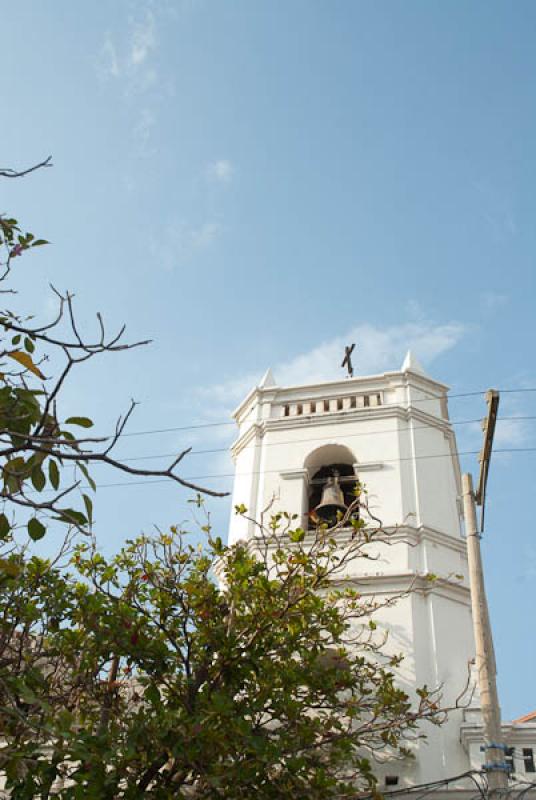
[226,353,536,792]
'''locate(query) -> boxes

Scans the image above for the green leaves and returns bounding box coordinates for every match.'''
[211,535,225,555]
[0,202,441,796]
[78,462,96,492]
[144,684,161,706]
[55,508,88,528]
[65,416,93,428]
[289,527,306,543]
[0,212,104,552]
[48,459,60,490]
[30,464,46,492]
[82,494,93,525]
[28,517,46,541]
[0,514,444,799]
[0,557,20,577]
[0,513,10,540]
[3,457,26,492]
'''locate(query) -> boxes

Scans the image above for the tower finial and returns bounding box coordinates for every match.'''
[341,343,356,378]
[401,350,427,376]
[258,368,276,388]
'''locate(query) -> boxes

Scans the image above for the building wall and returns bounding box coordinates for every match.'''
[461,718,536,785]
[229,370,462,544]
[226,365,477,787]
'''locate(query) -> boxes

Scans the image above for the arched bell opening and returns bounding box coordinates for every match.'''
[304,445,359,529]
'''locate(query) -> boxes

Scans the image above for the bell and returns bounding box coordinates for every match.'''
[314,472,348,525]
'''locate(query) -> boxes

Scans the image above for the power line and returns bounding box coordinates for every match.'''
[121,421,235,438]
[359,770,487,799]
[81,446,536,491]
[114,388,536,439]
[100,415,536,464]
[501,388,536,394]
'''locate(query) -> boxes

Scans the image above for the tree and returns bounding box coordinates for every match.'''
[0,158,225,547]
[0,157,221,793]
[0,494,460,799]
[0,161,458,798]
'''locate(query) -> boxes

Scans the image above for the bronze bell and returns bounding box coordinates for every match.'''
[314,472,348,525]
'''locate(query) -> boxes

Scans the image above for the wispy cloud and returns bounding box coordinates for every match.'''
[129,10,156,67]
[277,322,465,387]
[480,292,509,313]
[189,222,224,249]
[206,159,235,184]
[473,179,518,242]
[404,299,428,321]
[133,108,157,157]
[494,392,534,451]
[100,32,120,79]
[98,9,157,88]
[191,319,472,512]
[494,418,527,448]
[201,320,468,412]
[97,6,160,154]
[155,219,225,271]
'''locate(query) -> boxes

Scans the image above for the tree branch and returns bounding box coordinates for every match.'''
[0,156,53,179]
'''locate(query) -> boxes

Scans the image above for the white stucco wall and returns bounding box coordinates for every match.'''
[228,368,462,544]
[226,364,478,787]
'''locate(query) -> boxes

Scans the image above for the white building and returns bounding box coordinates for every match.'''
[227,353,536,793]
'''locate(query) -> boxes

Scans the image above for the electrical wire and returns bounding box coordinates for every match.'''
[120,421,235,438]
[109,415,536,465]
[20,390,536,491]
[501,388,536,394]
[77,445,536,491]
[358,769,487,799]
[113,387,536,439]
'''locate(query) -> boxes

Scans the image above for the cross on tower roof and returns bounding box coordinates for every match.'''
[341,343,356,378]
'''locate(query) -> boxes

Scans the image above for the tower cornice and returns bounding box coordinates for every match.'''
[231,404,457,459]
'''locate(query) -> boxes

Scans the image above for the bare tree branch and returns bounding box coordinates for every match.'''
[0,156,53,179]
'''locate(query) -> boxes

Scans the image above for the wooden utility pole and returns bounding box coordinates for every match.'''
[476,390,500,530]
[463,389,508,791]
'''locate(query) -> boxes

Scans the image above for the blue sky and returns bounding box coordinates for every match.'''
[2,0,535,720]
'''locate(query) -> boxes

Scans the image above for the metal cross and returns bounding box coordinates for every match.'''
[341,343,356,378]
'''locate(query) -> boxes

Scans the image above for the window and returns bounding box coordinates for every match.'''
[310,401,316,413]
[523,748,535,773]
[337,398,343,411]
[364,395,370,407]
[505,747,515,774]
[323,399,329,412]
[350,396,356,409]
[385,776,399,787]
[283,405,290,417]
[297,403,303,415]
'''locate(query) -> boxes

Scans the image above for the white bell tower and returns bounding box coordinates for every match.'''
[227,353,476,787]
